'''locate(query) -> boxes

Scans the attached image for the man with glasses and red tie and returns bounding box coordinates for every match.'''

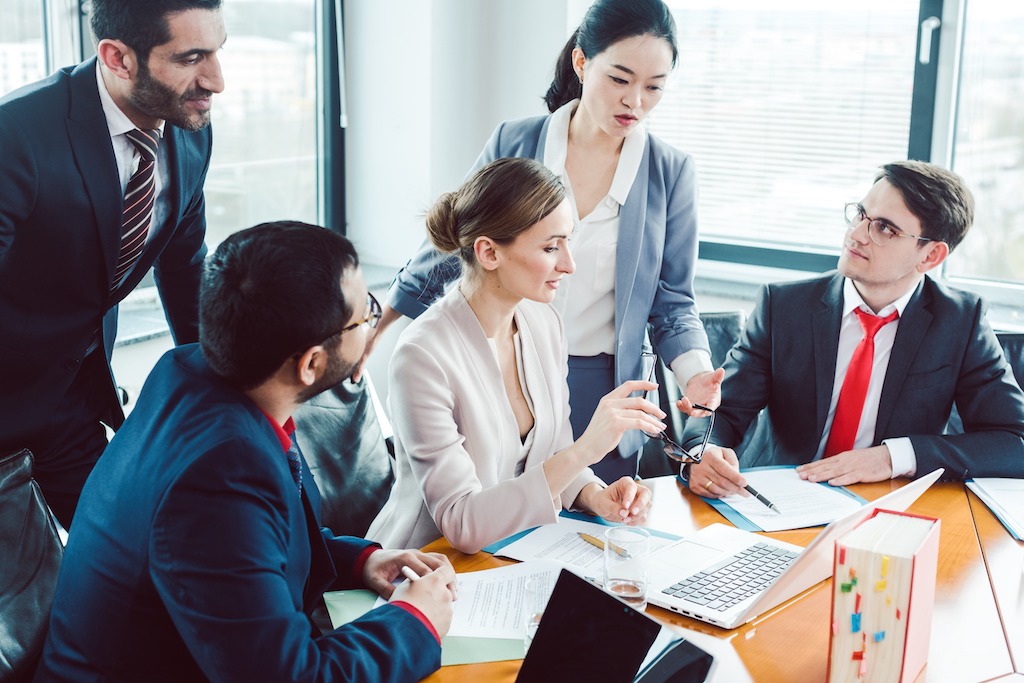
[680,160,1024,498]
[0,0,225,528]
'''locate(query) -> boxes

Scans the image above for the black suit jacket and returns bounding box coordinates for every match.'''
[683,273,1024,479]
[0,57,210,443]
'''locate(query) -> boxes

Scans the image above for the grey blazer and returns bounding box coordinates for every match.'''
[387,114,710,458]
[682,273,1024,479]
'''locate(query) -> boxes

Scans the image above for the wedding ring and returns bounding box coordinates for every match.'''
[706,479,715,490]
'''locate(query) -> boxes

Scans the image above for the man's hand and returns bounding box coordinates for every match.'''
[362,548,453,599]
[682,368,726,414]
[580,477,653,526]
[686,446,746,498]
[389,562,458,637]
[796,445,893,486]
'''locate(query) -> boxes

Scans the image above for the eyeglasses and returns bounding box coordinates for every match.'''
[336,292,382,336]
[640,352,715,476]
[844,203,936,247]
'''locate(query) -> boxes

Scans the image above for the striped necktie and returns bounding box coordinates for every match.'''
[110,128,159,293]
[286,440,303,495]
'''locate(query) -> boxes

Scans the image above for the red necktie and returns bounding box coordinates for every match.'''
[110,128,159,293]
[824,308,899,457]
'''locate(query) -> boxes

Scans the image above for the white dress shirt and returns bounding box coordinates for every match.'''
[95,61,170,259]
[814,279,919,477]
[541,100,711,388]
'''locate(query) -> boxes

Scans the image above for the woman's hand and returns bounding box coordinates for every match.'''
[579,478,652,526]
[574,380,666,465]
[351,303,404,382]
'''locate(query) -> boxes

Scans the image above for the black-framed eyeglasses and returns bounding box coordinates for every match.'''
[844,203,937,247]
[640,352,715,475]
[336,292,382,336]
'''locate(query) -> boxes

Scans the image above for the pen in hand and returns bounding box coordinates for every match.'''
[400,565,421,582]
[744,484,781,514]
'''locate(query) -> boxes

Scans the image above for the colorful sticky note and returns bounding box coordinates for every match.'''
[841,582,853,593]
[873,631,886,642]
[839,547,846,564]
[881,555,890,578]
[852,613,862,632]
[855,593,862,612]
[896,608,902,620]
[875,579,887,591]
[852,650,865,661]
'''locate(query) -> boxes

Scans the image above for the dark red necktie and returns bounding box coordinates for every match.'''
[824,308,899,457]
[110,128,159,293]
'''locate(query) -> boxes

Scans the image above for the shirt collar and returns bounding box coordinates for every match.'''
[542,98,646,207]
[258,409,297,453]
[95,60,165,140]
[842,278,918,319]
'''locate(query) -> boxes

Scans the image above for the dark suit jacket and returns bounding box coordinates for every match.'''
[682,273,1024,479]
[36,345,440,682]
[0,57,209,444]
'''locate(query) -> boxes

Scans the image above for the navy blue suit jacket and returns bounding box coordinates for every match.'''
[0,57,209,443]
[36,346,439,682]
[683,273,1024,479]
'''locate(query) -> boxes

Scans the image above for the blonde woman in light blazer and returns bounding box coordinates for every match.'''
[367,158,666,553]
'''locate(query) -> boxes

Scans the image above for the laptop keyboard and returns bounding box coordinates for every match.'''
[660,542,799,612]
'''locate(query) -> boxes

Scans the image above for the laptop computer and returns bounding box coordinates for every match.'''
[646,468,943,629]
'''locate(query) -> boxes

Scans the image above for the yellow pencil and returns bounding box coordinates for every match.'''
[577,531,631,558]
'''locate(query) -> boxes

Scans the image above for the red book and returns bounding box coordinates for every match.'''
[828,508,940,683]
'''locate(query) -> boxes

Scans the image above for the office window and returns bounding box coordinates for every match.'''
[649,1,920,259]
[204,0,319,250]
[0,0,46,94]
[945,1,1024,287]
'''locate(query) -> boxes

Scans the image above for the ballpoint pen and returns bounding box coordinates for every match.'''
[577,531,631,558]
[744,484,782,514]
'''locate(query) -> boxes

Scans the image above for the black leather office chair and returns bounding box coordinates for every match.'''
[0,450,64,682]
[944,331,1024,434]
[292,374,395,538]
[638,311,747,479]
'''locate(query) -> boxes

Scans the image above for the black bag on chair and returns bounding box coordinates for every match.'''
[0,449,64,682]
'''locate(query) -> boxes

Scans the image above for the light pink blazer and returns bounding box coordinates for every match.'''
[366,287,602,553]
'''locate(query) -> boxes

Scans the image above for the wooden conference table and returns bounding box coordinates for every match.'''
[419,476,1024,683]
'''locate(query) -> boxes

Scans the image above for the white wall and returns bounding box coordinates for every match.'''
[343,0,574,268]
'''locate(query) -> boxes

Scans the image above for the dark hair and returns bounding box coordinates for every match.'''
[426,158,566,268]
[544,0,678,112]
[200,221,359,390]
[875,161,975,252]
[90,0,222,61]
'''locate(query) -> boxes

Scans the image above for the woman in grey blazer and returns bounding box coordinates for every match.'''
[363,0,723,482]
[367,158,665,553]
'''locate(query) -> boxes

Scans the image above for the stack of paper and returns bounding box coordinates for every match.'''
[967,478,1024,540]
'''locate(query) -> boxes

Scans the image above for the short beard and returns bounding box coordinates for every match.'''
[296,342,355,404]
[128,59,213,132]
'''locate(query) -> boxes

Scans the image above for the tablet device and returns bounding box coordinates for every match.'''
[516,569,713,683]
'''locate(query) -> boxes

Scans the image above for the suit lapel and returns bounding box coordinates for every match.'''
[875,279,931,440]
[614,137,651,357]
[65,58,122,288]
[813,276,845,438]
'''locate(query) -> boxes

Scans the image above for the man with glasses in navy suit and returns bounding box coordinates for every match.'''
[681,161,1024,498]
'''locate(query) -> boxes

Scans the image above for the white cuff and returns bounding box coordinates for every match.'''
[669,349,714,393]
[882,437,917,478]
